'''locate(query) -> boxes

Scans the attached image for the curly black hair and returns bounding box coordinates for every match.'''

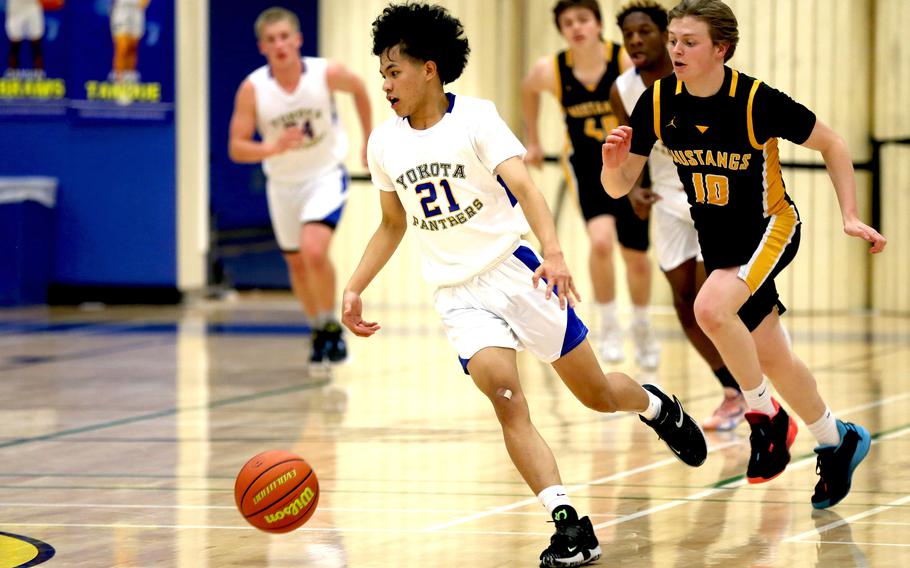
[371,3,470,85]
[616,1,668,31]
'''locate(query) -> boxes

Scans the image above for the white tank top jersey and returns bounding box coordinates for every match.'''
[368,94,531,288]
[615,67,690,219]
[248,57,348,183]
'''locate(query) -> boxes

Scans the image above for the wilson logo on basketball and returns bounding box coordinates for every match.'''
[264,487,316,524]
[253,469,297,504]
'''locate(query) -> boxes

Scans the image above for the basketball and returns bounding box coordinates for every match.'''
[234,450,319,533]
[40,0,65,11]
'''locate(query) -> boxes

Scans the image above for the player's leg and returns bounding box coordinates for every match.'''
[753,311,871,508]
[585,214,622,362]
[298,168,349,362]
[663,258,744,430]
[615,198,658,370]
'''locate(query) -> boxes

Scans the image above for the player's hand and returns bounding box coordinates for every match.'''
[524,143,545,169]
[629,185,660,220]
[532,251,580,309]
[270,126,305,155]
[844,218,886,254]
[342,290,381,337]
[601,125,633,169]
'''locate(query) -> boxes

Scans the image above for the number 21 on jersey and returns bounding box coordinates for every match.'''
[692,173,729,206]
[415,179,461,218]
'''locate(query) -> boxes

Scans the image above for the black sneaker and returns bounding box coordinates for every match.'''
[812,420,871,509]
[321,321,348,363]
[744,398,797,484]
[639,384,707,467]
[539,516,601,568]
[310,328,327,363]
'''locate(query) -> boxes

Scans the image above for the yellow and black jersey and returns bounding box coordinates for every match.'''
[556,42,625,161]
[628,66,816,269]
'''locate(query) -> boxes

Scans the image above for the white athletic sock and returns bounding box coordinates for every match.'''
[742,377,776,415]
[807,407,841,447]
[598,301,618,330]
[537,485,571,515]
[640,390,663,420]
[632,305,650,325]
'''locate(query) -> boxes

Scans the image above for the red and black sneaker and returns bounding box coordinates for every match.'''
[745,399,798,483]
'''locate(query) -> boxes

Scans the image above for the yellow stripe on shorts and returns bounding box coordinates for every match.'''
[738,205,798,293]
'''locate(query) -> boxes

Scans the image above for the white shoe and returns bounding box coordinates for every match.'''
[599,326,624,363]
[632,320,660,370]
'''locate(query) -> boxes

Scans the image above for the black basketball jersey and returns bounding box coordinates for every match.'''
[628,66,816,267]
[557,42,625,161]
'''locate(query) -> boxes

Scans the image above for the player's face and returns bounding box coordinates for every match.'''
[667,16,726,81]
[557,7,602,48]
[621,12,668,69]
[258,20,303,66]
[379,45,428,118]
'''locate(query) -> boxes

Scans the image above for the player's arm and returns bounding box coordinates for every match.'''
[327,60,373,168]
[341,190,408,337]
[520,56,556,168]
[600,126,648,198]
[495,156,580,309]
[228,80,301,163]
[801,120,886,253]
[609,84,657,219]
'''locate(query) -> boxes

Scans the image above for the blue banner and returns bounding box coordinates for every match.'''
[68,0,173,122]
[0,0,69,118]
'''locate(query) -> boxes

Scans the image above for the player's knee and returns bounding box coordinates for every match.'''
[300,243,329,270]
[693,295,727,334]
[589,235,614,257]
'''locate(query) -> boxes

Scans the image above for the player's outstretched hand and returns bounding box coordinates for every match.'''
[601,125,633,169]
[532,252,580,310]
[844,219,887,254]
[342,290,381,337]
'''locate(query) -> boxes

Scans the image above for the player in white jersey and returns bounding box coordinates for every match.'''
[229,7,372,363]
[110,0,149,83]
[343,5,706,567]
[610,1,745,431]
[4,0,44,73]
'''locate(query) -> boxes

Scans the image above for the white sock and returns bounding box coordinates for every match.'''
[807,407,841,447]
[599,301,618,330]
[537,485,571,515]
[632,305,650,325]
[742,378,776,415]
[315,310,336,328]
[640,390,663,420]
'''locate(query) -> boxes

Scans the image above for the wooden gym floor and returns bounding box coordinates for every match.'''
[1,296,908,567]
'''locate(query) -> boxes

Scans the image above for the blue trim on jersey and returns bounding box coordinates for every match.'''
[497,175,518,207]
[341,165,350,194]
[459,355,470,374]
[513,244,541,273]
[445,92,455,113]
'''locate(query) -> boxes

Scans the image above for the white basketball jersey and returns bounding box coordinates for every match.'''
[249,57,348,183]
[615,67,690,219]
[368,94,530,287]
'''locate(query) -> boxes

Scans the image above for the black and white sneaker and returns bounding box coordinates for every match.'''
[539,516,601,568]
[321,321,348,363]
[639,383,708,467]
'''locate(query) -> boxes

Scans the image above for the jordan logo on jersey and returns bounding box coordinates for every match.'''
[666,117,677,128]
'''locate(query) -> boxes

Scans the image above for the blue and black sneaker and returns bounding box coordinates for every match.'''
[321,321,347,363]
[811,420,871,509]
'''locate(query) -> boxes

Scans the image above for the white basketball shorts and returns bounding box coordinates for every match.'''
[653,203,702,272]
[266,166,349,251]
[110,2,145,38]
[5,1,44,41]
[433,242,589,373]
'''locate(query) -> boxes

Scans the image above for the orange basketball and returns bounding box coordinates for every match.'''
[40,0,65,11]
[234,450,319,533]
